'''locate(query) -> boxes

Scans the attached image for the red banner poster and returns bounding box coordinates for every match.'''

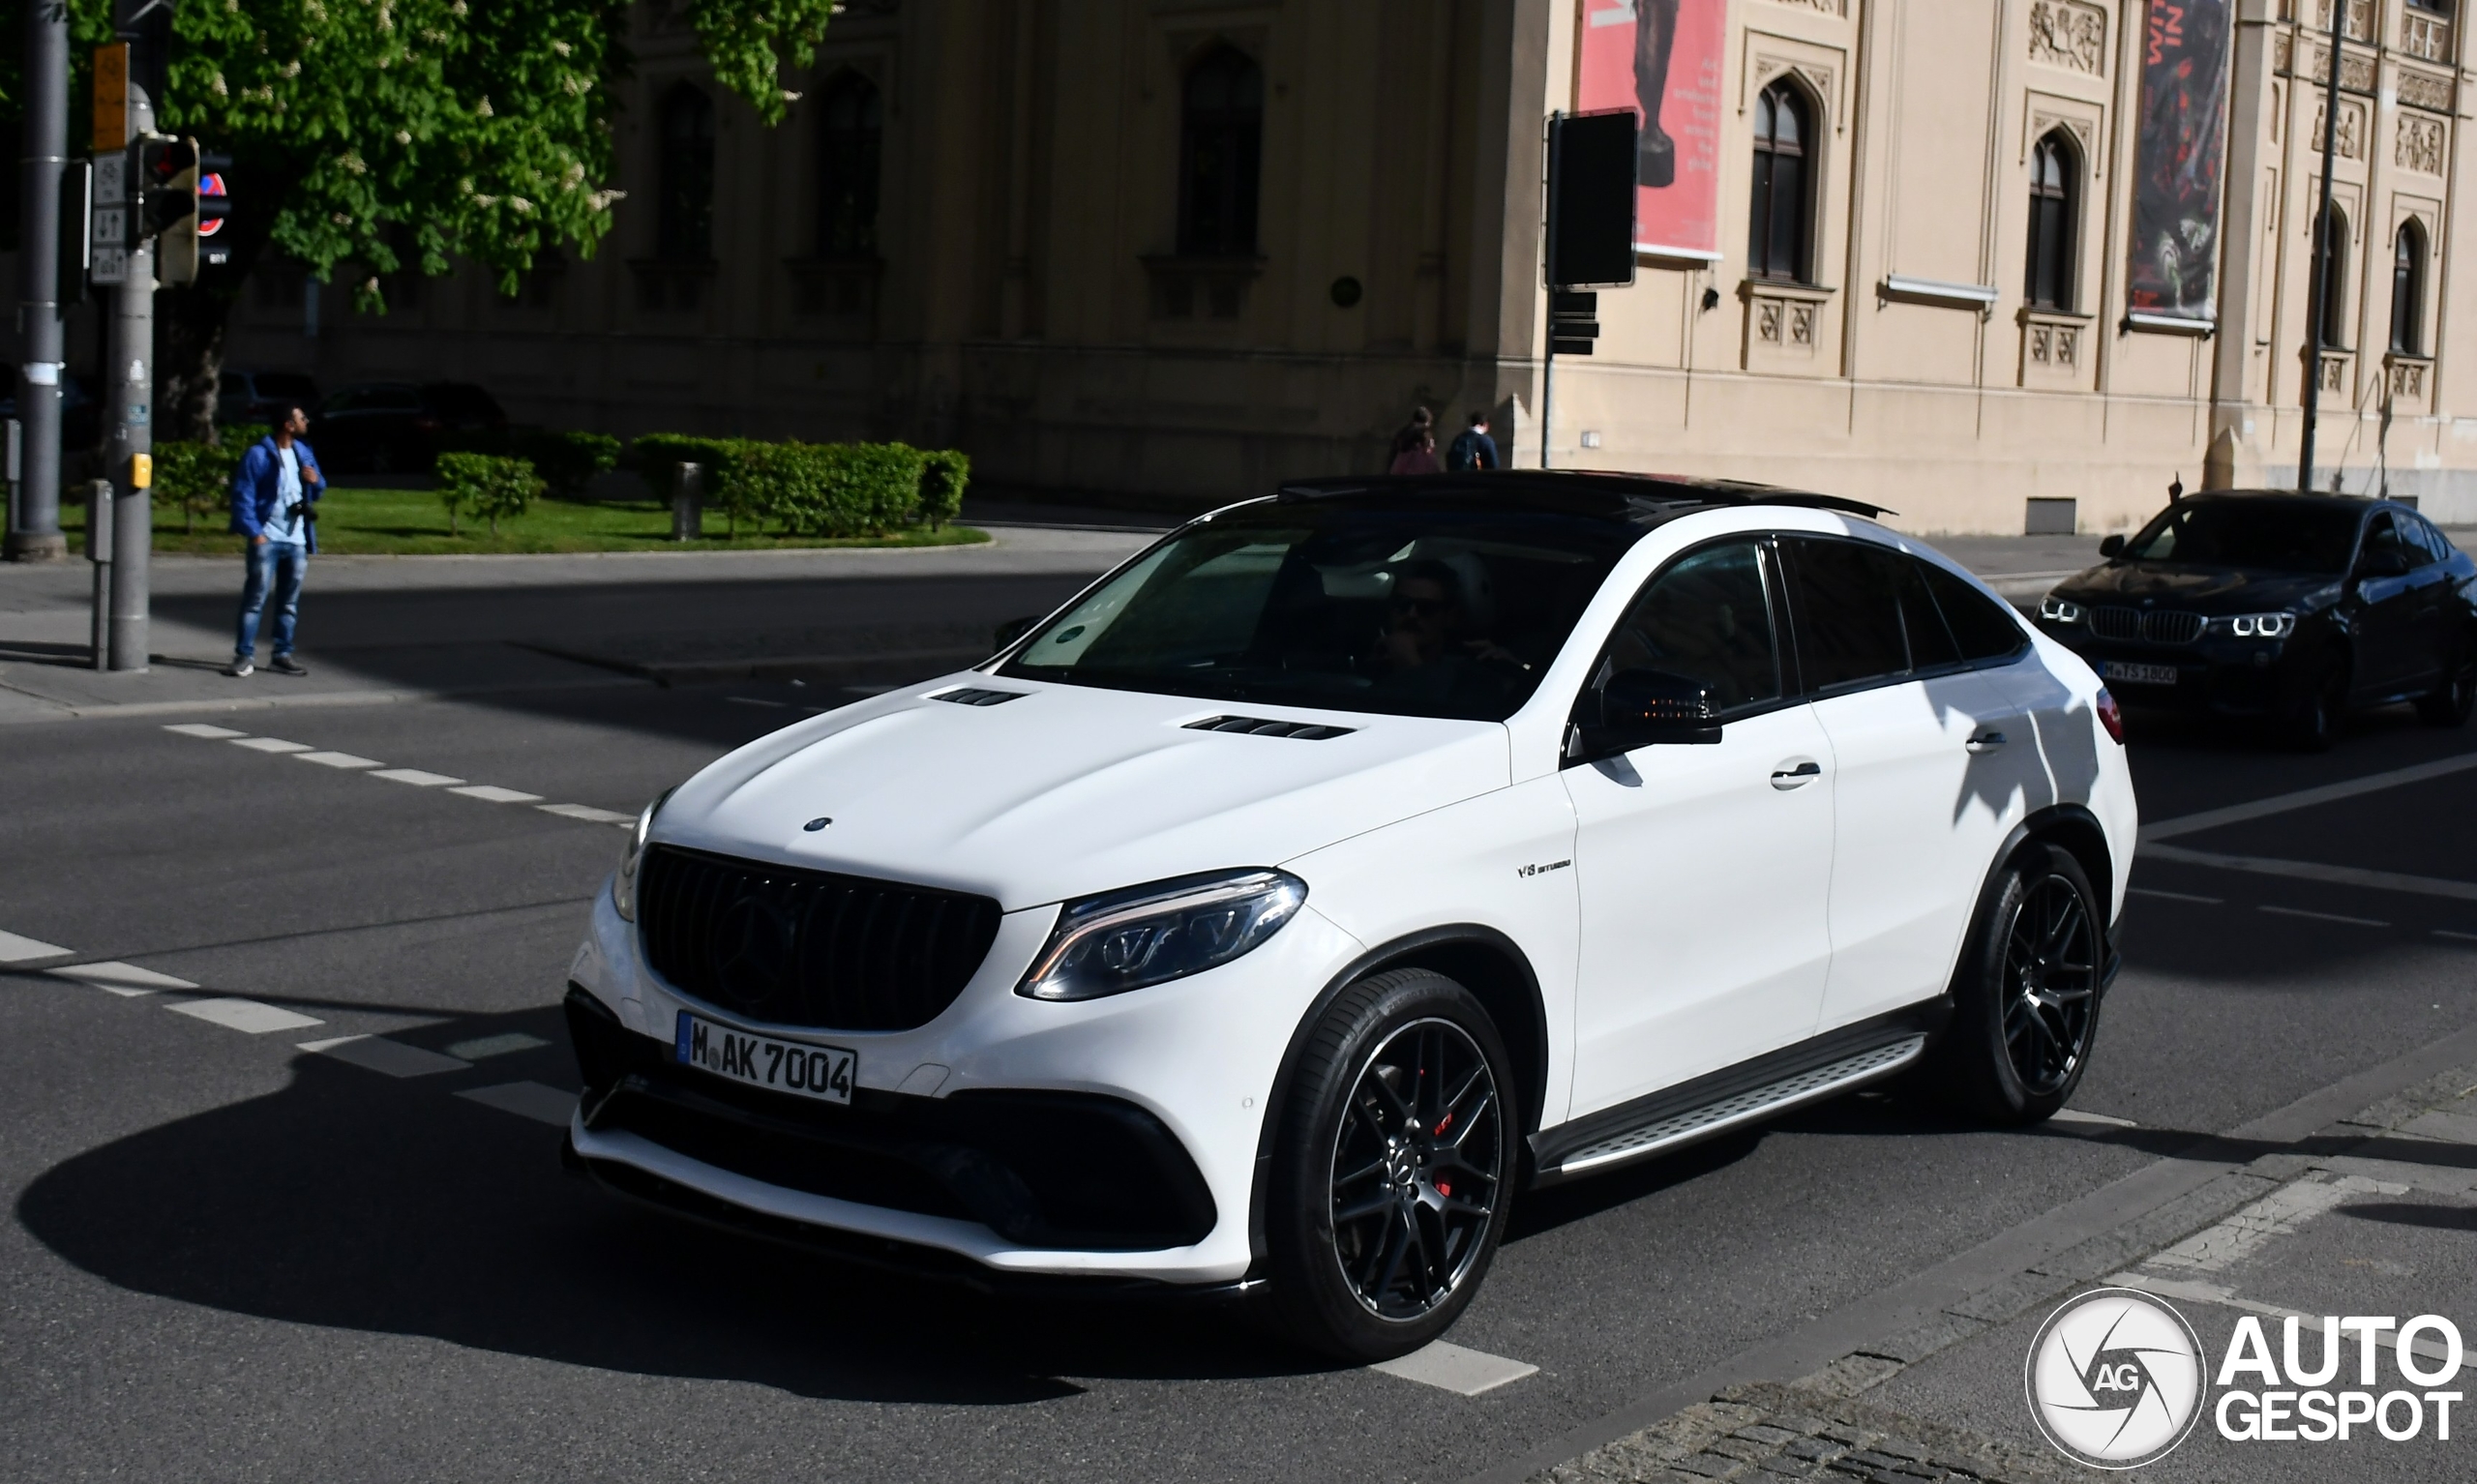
[1577,0,1729,259]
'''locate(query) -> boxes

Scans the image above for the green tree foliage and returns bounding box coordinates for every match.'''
[435,451,543,537]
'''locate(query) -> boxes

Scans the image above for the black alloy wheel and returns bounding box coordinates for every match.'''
[1931,842,2105,1124]
[2415,655,2476,727]
[1266,968,1516,1360]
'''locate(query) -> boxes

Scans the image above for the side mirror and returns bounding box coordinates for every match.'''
[993,615,1039,650]
[2358,549,2411,579]
[2098,534,2126,559]
[1585,668,1722,754]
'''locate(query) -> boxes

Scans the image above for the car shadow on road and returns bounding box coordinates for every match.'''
[14,1016,1327,1403]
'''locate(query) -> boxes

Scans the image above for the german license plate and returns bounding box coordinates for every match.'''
[2100,660,2179,687]
[674,1011,855,1104]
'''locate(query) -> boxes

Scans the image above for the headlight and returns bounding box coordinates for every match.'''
[1018,869,1307,1001]
[2040,595,2085,624]
[2207,612,2297,638]
[612,787,673,922]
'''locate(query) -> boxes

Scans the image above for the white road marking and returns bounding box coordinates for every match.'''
[163,723,247,739]
[458,1081,578,1126]
[299,1034,470,1078]
[537,803,634,824]
[2401,1108,2477,1144]
[229,736,313,754]
[294,750,382,769]
[2436,930,2477,944]
[446,1031,550,1060]
[51,961,197,996]
[2127,886,2223,905]
[449,785,546,804]
[2147,1173,2402,1274]
[0,929,72,963]
[167,996,325,1034]
[728,696,790,709]
[2145,842,2477,904]
[2258,904,2390,928]
[2141,752,2477,842]
[2051,1108,2139,1128]
[2110,1272,2475,1374]
[1369,1340,1539,1396]
[370,768,465,787]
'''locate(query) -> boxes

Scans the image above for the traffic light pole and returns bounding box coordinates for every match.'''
[8,0,71,562]
[103,89,156,671]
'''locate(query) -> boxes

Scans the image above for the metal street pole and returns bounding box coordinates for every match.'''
[8,0,71,562]
[103,86,156,671]
[1540,111,1564,470]
[2298,0,2345,494]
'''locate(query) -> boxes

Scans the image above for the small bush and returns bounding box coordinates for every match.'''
[436,452,545,537]
[151,441,242,535]
[446,427,622,501]
[915,448,970,530]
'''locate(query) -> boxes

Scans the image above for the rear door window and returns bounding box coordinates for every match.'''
[1917,560,2030,663]
[1783,538,1911,694]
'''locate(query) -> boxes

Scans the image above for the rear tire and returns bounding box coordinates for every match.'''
[1930,843,2104,1126]
[2415,655,2475,727]
[1266,968,1516,1362]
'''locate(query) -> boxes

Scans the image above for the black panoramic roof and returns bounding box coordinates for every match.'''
[1273,470,1888,522]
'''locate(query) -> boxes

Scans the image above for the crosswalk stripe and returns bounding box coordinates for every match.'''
[229,736,313,754]
[458,1081,579,1126]
[167,997,325,1034]
[0,929,73,963]
[450,785,546,804]
[295,751,383,769]
[51,961,198,996]
[163,723,247,739]
[370,768,464,787]
[300,1034,470,1078]
[1370,1340,1538,1396]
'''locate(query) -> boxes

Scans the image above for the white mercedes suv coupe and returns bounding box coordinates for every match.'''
[562,473,2137,1360]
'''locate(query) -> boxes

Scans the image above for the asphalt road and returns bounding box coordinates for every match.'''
[3,537,2474,1483]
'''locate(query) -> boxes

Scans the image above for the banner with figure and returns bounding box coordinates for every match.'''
[2128,0,2232,320]
[1577,0,1729,260]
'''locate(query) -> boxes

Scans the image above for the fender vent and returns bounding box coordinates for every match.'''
[931,687,1028,706]
[1184,715,1356,741]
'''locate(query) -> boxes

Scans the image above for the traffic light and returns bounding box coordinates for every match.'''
[138,136,226,284]
[197,155,232,267]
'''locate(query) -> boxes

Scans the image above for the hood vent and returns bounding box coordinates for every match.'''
[931,687,1029,706]
[1185,715,1356,741]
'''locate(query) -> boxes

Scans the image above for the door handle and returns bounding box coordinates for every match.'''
[1770,759,1822,790]
[1965,730,2008,754]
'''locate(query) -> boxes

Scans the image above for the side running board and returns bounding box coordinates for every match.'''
[1542,1033,1926,1181]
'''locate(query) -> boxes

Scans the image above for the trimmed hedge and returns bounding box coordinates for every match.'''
[436,452,546,536]
[628,434,971,537]
[440,427,621,500]
[916,448,970,530]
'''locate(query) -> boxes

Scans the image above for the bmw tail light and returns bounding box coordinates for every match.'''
[2094,688,2125,745]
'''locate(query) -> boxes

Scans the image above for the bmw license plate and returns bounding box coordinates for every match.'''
[675,1011,855,1105]
[2100,660,2180,687]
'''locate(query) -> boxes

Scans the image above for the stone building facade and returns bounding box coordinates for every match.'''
[218,0,2477,532]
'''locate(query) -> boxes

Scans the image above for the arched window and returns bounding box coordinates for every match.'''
[2392,219,2428,355]
[1747,80,1812,282]
[2025,131,2077,310]
[657,84,716,261]
[2313,206,2349,349]
[1179,45,1263,255]
[816,72,882,258]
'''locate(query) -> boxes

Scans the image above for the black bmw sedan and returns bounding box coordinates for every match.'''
[2034,491,2475,750]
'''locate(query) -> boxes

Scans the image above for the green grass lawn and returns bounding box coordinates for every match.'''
[60,487,991,556]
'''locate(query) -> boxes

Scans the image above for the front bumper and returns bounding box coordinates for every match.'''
[564,878,1363,1286]
[2039,626,2294,716]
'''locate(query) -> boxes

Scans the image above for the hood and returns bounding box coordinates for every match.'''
[655,675,1512,911]
[2051,561,2343,614]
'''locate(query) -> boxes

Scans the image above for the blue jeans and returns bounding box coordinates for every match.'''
[235,540,308,660]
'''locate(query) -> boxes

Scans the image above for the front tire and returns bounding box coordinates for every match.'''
[1266,968,1516,1361]
[2279,649,2346,752]
[2415,654,2475,727]
[1931,843,2105,1125]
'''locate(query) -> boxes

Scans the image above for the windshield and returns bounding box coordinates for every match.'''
[2120,500,2362,574]
[998,499,1642,720]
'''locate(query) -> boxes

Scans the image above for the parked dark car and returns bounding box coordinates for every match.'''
[2035,491,2476,749]
[312,380,506,473]
[1,370,103,455]
[217,370,321,428]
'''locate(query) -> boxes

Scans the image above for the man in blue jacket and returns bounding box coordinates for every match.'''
[225,406,324,677]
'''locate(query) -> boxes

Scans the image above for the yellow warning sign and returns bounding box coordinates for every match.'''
[93,44,130,152]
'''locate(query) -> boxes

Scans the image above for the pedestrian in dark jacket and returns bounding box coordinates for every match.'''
[224,405,324,677]
[1446,411,1501,472]
[1387,406,1441,475]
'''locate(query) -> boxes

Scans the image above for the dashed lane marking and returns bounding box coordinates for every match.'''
[458,1081,579,1126]
[370,767,464,787]
[295,750,382,769]
[51,961,198,996]
[300,1034,470,1078]
[449,784,547,805]
[0,930,72,963]
[2145,842,2477,905]
[2437,930,2477,943]
[163,723,248,739]
[2140,753,2477,843]
[538,803,635,825]
[2051,1108,2138,1128]
[447,1031,551,1059]
[2127,886,2222,905]
[2258,904,2390,928]
[728,696,791,709]
[167,996,325,1034]
[229,736,313,754]
[1370,1340,1539,1396]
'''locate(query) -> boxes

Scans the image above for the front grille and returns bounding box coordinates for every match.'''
[2091,606,2204,644]
[637,846,1002,1031]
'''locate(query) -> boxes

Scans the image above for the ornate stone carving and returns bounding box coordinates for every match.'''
[2389,359,2429,399]
[2310,98,2368,158]
[2027,322,2081,371]
[1752,291,1819,354]
[2028,1,2107,74]
[1751,57,1836,119]
[2314,0,2374,44]
[2398,70,2454,114]
[2275,33,2293,75]
[2397,115,2445,175]
[2031,111,2097,165]
[2317,352,2349,394]
[2304,45,2377,95]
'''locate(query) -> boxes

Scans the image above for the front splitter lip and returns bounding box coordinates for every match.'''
[568,1115,1253,1286]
